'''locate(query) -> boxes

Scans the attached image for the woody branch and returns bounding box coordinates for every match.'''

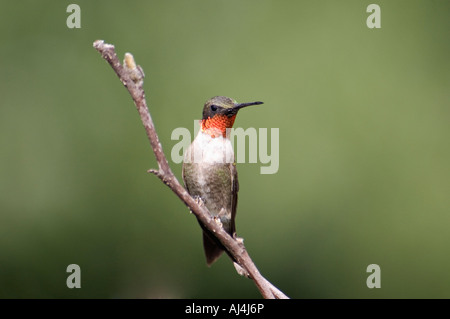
[93,40,288,299]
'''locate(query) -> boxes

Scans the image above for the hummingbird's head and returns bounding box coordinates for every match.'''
[201,96,263,138]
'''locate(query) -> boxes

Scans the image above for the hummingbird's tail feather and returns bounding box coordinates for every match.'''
[202,231,224,266]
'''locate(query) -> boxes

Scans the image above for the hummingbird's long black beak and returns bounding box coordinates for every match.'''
[233,101,264,110]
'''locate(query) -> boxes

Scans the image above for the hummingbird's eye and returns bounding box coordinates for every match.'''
[210,105,218,112]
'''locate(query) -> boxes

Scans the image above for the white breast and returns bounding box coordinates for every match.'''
[184,131,235,164]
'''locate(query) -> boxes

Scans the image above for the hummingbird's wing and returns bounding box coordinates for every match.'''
[230,162,239,236]
[202,161,238,266]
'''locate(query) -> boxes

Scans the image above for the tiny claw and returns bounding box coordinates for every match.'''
[214,216,223,228]
[193,195,205,207]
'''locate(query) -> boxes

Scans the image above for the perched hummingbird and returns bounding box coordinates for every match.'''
[182,96,263,266]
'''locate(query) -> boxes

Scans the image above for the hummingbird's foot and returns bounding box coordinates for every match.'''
[233,262,250,278]
[213,216,223,228]
[232,232,244,244]
[193,195,205,207]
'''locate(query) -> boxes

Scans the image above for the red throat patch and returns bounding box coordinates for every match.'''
[201,114,236,138]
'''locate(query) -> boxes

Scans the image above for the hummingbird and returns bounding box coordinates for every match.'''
[182,96,263,266]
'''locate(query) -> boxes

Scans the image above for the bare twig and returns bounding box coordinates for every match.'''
[93,40,289,299]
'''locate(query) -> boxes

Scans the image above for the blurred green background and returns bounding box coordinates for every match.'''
[0,0,449,298]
